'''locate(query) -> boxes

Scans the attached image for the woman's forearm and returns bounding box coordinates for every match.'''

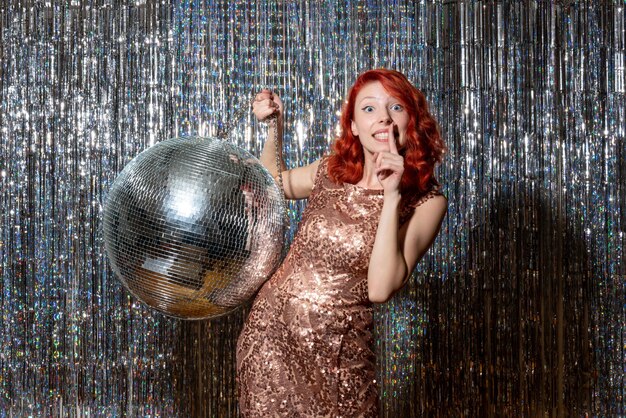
[367,192,408,303]
[259,116,287,179]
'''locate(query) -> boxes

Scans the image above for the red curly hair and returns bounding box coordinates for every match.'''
[327,69,446,197]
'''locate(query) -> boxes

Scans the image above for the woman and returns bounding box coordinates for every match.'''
[236,69,447,417]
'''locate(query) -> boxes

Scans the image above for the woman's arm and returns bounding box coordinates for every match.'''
[367,194,447,303]
[254,90,320,200]
[366,123,447,303]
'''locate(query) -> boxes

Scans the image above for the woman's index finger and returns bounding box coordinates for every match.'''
[388,124,399,154]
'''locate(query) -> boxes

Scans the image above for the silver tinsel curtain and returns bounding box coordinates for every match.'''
[0,0,623,416]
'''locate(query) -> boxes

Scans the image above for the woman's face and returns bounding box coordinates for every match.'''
[350,81,410,155]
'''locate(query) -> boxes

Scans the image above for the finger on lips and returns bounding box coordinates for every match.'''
[388,123,399,154]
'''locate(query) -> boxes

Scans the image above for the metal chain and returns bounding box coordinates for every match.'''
[216,96,288,229]
[267,116,290,247]
[216,96,284,194]
[267,116,285,199]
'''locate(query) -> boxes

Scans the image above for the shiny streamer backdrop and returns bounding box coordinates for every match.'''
[0,0,623,416]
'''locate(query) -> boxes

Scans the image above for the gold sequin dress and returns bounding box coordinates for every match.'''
[236,158,437,417]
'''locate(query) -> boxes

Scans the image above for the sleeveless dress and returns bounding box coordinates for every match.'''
[236,157,439,417]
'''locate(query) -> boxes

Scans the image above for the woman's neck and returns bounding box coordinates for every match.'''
[356,151,383,189]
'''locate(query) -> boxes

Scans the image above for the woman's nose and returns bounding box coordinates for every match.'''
[379,111,392,124]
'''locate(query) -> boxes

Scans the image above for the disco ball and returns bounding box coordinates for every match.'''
[103,136,285,320]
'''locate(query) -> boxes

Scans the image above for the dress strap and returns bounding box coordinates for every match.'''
[409,188,442,209]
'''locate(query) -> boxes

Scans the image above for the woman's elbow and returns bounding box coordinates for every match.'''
[368,289,392,303]
[367,269,408,303]
[368,283,401,303]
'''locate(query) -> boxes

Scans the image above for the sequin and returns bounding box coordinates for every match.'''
[236,157,439,417]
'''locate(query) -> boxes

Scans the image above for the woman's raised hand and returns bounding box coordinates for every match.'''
[255,90,286,180]
[253,89,283,122]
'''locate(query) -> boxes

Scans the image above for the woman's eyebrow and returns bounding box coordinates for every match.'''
[358,96,386,104]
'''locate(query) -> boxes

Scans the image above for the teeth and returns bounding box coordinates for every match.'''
[374,133,388,140]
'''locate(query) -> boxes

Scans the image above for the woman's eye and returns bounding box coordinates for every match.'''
[390,104,404,112]
[362,106,374,113]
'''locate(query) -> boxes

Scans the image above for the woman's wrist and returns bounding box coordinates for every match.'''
[268,114,284,127]
[383,189,401,204]
[267,116,284,143]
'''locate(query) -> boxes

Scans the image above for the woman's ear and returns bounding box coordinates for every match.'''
[351,120,358,136]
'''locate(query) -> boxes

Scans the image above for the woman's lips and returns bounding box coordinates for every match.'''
[373,130,390,142]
